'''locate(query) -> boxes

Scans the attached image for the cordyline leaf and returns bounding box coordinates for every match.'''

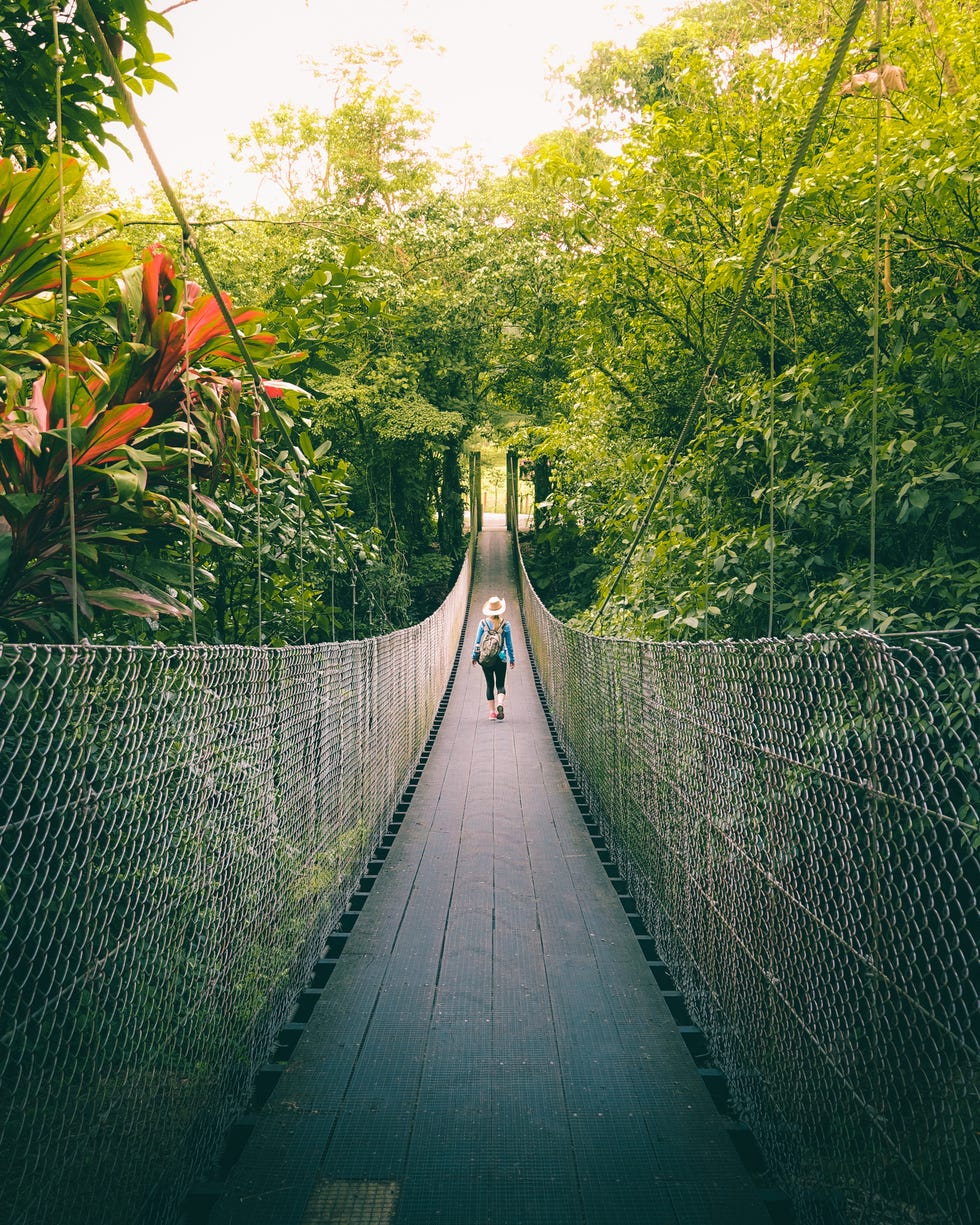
[145,308,187,373]
[185,295,264,354]
[125,308,192,398]
[85,587,190,617]
[194,492,224,519]
[0,416,44,457]
[184,516,238,548]
[0,362,23,410]
[101,342,152,403]
[99,467,146,501]
[78,354,113,400]
[202,328,275,364]
[75,403,153,466]
[136,418,196,443]
[0,343,56,374]
[115,264,144,341]
[109,567,207,607]
[141,244,177,323]
[29,366,98,432]
[128,309,274,402]
[223,377,242,416]
[1,240,132,307]
[0,246,63,306]
[120,442,197,471]
[0,158,81,264]
[57,575,95,620]
[28,375,49,431]
[0,160,126,310]
[67,241,133,284]
[12,294,56,321]
[263,378,311,399]
[0,492,43,521]
[85,528,148,542]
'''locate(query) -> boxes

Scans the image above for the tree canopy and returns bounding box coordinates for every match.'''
[0,0,977,644]
[508,0,980,638]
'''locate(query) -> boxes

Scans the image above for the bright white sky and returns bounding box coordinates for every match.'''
[104,0,679,208]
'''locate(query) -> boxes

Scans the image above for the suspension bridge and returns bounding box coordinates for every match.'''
[1,0,978,1219]
[203,520,770,1225]
[1,511,977,1225]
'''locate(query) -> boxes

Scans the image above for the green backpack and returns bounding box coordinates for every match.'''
[478,620,503,663]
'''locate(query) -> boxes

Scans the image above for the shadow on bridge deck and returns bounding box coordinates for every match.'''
[209,526,771,1225]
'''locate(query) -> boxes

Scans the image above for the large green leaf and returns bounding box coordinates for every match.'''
[67,240,133,284]
[0,158,78,264]
[0,492,43,522]
[0,158,133,313]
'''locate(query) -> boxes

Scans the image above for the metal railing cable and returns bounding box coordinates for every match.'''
[515,522,978,1225]
[0,545,471,1225]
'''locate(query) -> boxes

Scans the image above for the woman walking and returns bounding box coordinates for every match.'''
[471,595,515,720]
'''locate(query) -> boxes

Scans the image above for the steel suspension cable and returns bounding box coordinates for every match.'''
[590,0,871,632]
[330,528,337,641]
[767,250,778,638]
[179,229,198,643]
[870,19,884,630]
[51,4,80,644]
[702,385,715,641]
[867,5,888,1209]
[298,500,307,646]
[253,403,263,646]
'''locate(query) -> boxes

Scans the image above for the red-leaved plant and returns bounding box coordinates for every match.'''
[0,159,282,638]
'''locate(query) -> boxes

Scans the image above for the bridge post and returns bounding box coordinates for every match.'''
[469,450,483,533]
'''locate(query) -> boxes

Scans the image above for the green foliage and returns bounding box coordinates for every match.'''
[0,0,174,168]
[520,522,602,622]
[270,243,383,378]
[514,0,980,642]
[107,174,306,312]
[229,42,437,212]
[7,1,977,649]
[199,416,383,646]
[0,158,381,642]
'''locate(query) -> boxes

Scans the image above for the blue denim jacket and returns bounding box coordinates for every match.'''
[472,618,515,664]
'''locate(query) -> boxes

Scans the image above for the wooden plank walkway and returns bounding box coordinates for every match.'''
[210,524,770,1225]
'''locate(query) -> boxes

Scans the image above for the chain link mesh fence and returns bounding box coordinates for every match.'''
[0,550,470,1225]
[516,542,978,1225]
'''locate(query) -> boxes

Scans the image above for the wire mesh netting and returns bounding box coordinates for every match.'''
[0,550,470,1225]
[516,543,978,1225]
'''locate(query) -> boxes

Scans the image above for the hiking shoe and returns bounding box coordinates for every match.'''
[496,702,505,720]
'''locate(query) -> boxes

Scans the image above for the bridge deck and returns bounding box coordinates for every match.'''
[211,524,769,1225]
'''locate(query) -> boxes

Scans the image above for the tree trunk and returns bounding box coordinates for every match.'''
[912,0,960,96]
[439,440,464,557]
[533,456,551,532]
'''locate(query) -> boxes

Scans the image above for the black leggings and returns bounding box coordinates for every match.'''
[480,658,507,701]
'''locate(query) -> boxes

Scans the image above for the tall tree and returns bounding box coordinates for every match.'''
[518,0,980,639]
[230,40,437,214]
